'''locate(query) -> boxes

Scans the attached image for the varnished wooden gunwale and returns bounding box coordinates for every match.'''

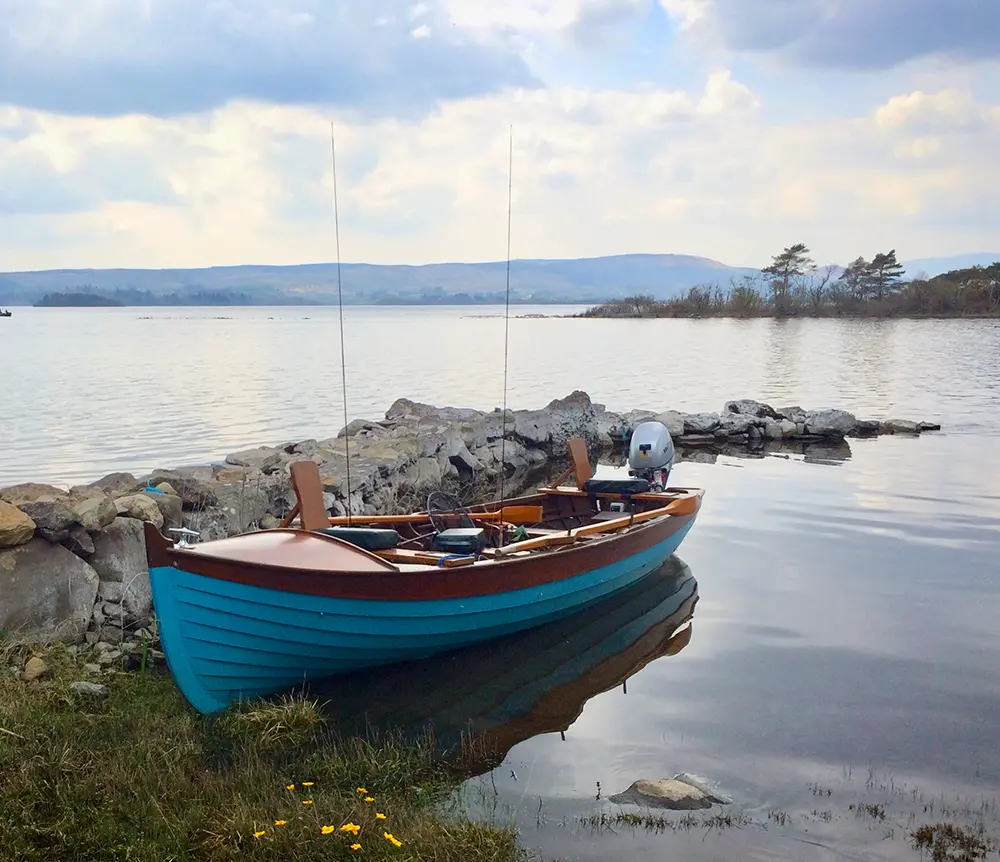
[142,493,699,601]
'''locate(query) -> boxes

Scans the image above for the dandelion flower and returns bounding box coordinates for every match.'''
[364,796,375,803]
[274,820,287,827]
[341,823,361,835]
[302,781,314,787]
[321,825,336,835]
[253,830,266,839]
[351,843,362,851]
[302,800,314,806]
[356,787,368,794]
[286,783,295,790]
[384,832,403,847]
[375,813,386,820]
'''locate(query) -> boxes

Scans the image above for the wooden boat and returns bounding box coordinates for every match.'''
[144,435,704,714]
[311,556,699,777]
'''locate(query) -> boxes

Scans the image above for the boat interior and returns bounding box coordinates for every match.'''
[278,438,702,568]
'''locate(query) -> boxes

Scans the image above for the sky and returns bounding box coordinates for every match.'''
[1,0,998,271]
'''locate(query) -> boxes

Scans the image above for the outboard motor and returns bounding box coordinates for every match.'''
[627,421,675,492]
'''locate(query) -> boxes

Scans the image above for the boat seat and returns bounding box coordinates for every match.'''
[432,527,487,555]
[316,526,400,552]
[583,477,651,495]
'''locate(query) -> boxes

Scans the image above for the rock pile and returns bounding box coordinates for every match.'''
[1,390,940,648]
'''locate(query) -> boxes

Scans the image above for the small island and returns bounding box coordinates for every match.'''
[578,245,1000,319]
[33,292,126,308]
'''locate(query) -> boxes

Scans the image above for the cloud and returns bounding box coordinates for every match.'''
[0,0,536,119]
[659,0,1000,70]
[566,0,649,48]
[1,76,998,273]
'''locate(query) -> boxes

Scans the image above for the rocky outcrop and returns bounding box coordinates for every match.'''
[609,775,731,810]
[0,390,941,648]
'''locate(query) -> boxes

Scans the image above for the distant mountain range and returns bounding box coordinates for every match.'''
[1,252,996,306]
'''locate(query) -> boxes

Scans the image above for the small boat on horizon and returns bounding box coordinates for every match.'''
[0,309,11,317]
[144,423,706,715]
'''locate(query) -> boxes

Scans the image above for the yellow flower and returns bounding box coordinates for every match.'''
[286,783,295,790]
[351,843,362,851]
[321,825,336,835]
[341,823,362,835]
[253,830,266,839]
[384,832,403,848]
[302,800,313,806]
[302,781,314,787]
[274,820,287,827]
[375,813,386,820]
[364,796,374,803]
[356,787,368,794]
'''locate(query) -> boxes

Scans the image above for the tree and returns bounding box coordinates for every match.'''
[837,257,872,302]
[806,264,838,312]
[867,250,905,301]
[763,243,815,314]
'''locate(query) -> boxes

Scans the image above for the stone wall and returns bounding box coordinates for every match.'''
[1,390,940,650]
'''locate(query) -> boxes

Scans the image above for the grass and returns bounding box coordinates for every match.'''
[0,639,524,862]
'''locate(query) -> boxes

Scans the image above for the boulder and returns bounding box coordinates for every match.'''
[885,419,921,434]
[0,501,36,548]
[775,406,807,425]
[62,524,96,558]
[654,411,686,439]
[762,417,784,439]
[142,489,183,532]
[724,399,778,419]
[89,518,152,620]
[87,472,140,496]
[18,500,83,543]
[683,413,721,435]
[0,539,99,642]
[804,409,857,437]
[608,776,729,810]
[718,413,759,436]
[67,488,118,531]
[0,482,68,506]
[147,470,218,509]
[114,495,165,529]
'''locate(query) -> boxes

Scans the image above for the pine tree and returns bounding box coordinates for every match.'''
[866,250,906,301]
[762,243,815,313]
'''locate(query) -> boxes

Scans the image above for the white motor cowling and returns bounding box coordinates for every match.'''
[627,420,675,491]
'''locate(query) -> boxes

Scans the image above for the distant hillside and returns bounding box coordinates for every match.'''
[0,254,761,306]
[34,292,125,307]
[901,253,1000,279]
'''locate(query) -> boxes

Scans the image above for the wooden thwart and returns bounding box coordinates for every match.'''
[375,548,476,567]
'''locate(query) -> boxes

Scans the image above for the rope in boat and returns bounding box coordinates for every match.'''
[497,126,514,547]
[330,123,353,524]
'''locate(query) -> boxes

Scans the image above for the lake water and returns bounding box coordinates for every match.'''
[4,306,1000,859]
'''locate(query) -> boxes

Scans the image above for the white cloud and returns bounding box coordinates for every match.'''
[411,23,432,39]
[1,78,998,272]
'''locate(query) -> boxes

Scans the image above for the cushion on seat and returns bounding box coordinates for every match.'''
[583,477,651,495]
[316,526,400,551]
[432,527,487,555]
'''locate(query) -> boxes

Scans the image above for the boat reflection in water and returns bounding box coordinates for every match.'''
[309,555,698,777]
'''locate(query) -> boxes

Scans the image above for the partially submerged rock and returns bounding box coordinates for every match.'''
[609,775,730,810]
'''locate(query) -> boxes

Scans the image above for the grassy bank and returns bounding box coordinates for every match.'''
[0,639,523,862]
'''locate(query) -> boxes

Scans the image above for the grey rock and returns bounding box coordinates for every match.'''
[83,663,102,674]
[147,470,218,509]
[142,489,183,532]
[69,680,109,697]
[97,649,122,665]
[87,472,140,496]
[0,539,98,642]
[718,413,759,436]
[779,419,798,437]
[885,419,921,434]
[66,488,118,531]
[113,495,164,529]
[90,518,152,620]
[62,524,95,558]
[804,409,857,437]
[0,483,68,506]
[762,417,784,439]
[18,500,82,544]
[919,421,942,432]
[683,413,721,434]
[98,581,125,603]
[654,411,686,439]
[724,399,778,419]
[609,776,728,810]
[99,625,124,645]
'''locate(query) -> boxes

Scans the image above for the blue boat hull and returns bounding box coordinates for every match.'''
[150,521,694,714]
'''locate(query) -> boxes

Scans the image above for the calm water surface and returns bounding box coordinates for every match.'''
[3,306,1000,860]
